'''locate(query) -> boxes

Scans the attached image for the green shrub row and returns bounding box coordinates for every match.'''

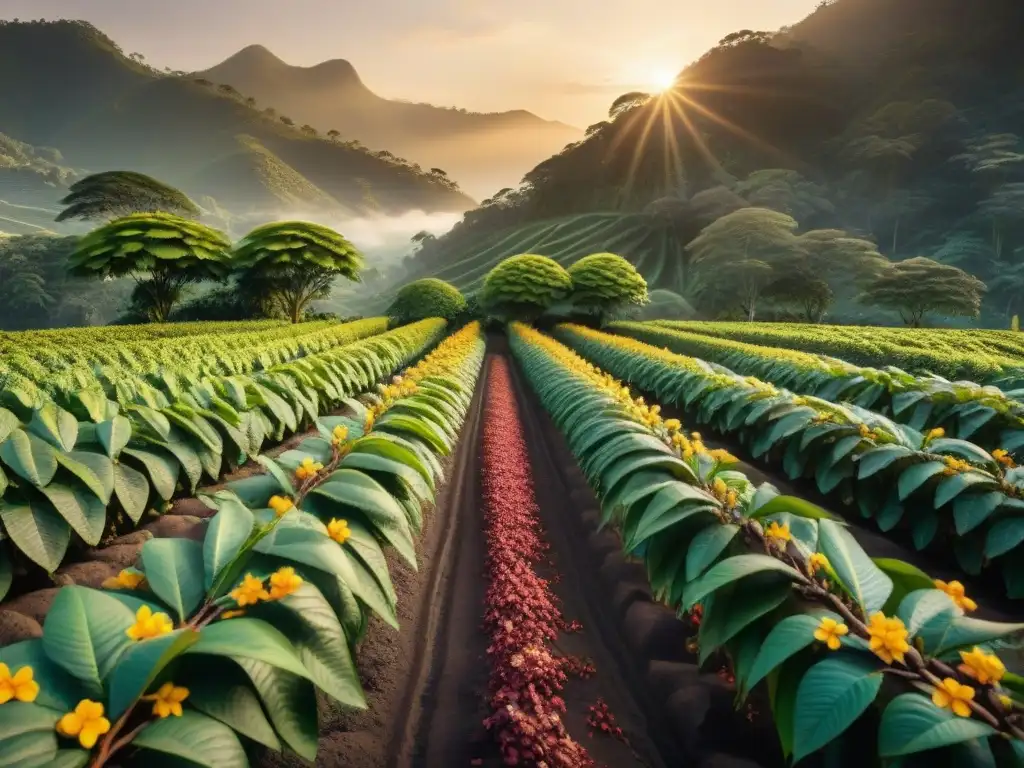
[510,322,1024,765]
[0,322,486,767]
[0,320,447,590]
[612,321,1024,457]
[554,324,1024,598]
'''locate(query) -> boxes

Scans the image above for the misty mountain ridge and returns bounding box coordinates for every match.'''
[0,19,475,233]
[198,45,582,199]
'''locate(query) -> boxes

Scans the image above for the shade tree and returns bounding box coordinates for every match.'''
[387,278,467,324]
[858,256,986,326]
[567,252,648,325]
[68,212,232,322]
[232,221,364,323]
[56,171,200,223]
[481,254,572,321]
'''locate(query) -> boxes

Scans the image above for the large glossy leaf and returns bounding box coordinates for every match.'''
[182,659,282,751]
[186,618,311,679]
[897,461,946,500]
[39,483,107,547]
[106,628,199,718]
[747,494,839,522]
[817,520,892,614]
[53,450,114,505]
[746,612,838,690]
[123,446,178,500]
[875,558,934,615]
[141,538,206,622]
[27,403,78,452]
[0,702,61,768]
[0,429,58,487]
[96,415,132,459]
[682,554,804,609]
[0,639,85,711]
[878,693,996,757]
[41,586,136,697]
[792,655,884,762]
[132,710,249,768]
[684,524,740,581]
[0,494,71,572]
[112,462,151,522]
[235,658,319,761]
[203,497,255,591]
[255,455,296,496]
[697,579,791,664]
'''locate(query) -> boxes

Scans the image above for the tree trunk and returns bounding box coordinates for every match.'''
[891,216,900,255]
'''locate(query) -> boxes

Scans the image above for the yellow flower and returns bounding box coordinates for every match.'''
[269,566,303,600]
[813,617,849,651]
[220,610,245,620]
[230,573,270,607]
[999,694,1014,711]
[934,579,978,613]
[57,699,111,749]
[327,518,351,545]
[992,449,1017,469]
[332,424,349,445]
[101,568,145,590]
[867,612,911,665]
[664,418,681,431]
[931,677,975,717]
[725,490,738,508]
[0,664,39,704]
[808,553,830,573]
[294,457,324,481]
[268,495,294,517]
[958,647,1005,685]
[765,521,792,543]
[925,427,946,442]
[942,457,971,476]
[142,682,189,718]
[708,448,736,463]
[711,477,728,501]
[126,605,174,641]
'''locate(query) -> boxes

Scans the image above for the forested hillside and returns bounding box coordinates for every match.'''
[403,0,1024,326]
[0,19,474,219]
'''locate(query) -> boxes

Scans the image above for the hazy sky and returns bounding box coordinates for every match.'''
[6,0,821,126]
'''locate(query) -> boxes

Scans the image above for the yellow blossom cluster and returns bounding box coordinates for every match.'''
[228,566,304,607]
[0,663,39,704]
[942,456,973,476]
[295,456,324,481]
[925,427,946,443]
[992,448,1017,469]
[363,322,481,431]
[934,579,978,612]
[269,495,295,517]
[866,612,911,665]
[101,568,146,591]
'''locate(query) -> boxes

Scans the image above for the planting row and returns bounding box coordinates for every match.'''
[0,321,486,767]
[557,324,1024,598]
[651,321,1024,389]
[612,321,1024,458]
[1,317,389,402]
[509,322,1024,765]
[480,357,596,766]
[0,319,448,591]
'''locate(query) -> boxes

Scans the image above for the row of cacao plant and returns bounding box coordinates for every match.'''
[612,321,1024,458]
[556,324,1024,599]
[0,318,447,596]
[0,322,486,767]
[509,321,1024,766]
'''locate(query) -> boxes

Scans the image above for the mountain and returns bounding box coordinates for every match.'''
[395,0,1024,327]
[0,20,474,224]
[198,45,582,199]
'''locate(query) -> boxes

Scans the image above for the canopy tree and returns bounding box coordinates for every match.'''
[764,269,835,322]
[858,256,986,327]
[232,221,364,323]
[481,254,572,321]
[68,212,232,322]
[567,252,648,325]
[687,207,803,321]
[386,278,467,324]
[734,169,835,224]
[798,228,888,282]
[56,171,201,223]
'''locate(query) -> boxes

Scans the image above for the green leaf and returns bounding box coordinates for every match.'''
[39,483,107,547]
[186,618,311,679]
[132,710,249,768]
[683,554,804,609]
[897,589,957,636]
[953,491,1005,535]
[255,455,296,495]
[747,494,838,522]
[95,415,132,459]
[792,655,884,762]
[41,586,135,697]
[878,693,996,757]
[224,473,280,509]
[0,495,71,572]
[106,628,199,718]
[874,558,935,615]
[0,702,60,768]
[53,450,114,505]
[684,524,740,581]
[919,614,1024,658]
[27,403,78,452]
[985,517,1024,558]
[897,460,946,500]
[312,469,416,568]
[817,520,892,614]
[856,445,913,478]
[123,447,178,500]
[112,462,150,522]
[0,547,11,602]
[141,538,206,623]
[746,612,838,690]
[236,658,318,760]
[698,579,791,664]
[0,429,58,487]
[0,640,85,711]
[182,659,282,751]
[203,497,255,590]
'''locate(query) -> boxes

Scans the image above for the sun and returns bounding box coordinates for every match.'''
[650,69,678,93]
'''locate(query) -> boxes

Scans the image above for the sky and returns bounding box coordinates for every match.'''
[6,0,821,126]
